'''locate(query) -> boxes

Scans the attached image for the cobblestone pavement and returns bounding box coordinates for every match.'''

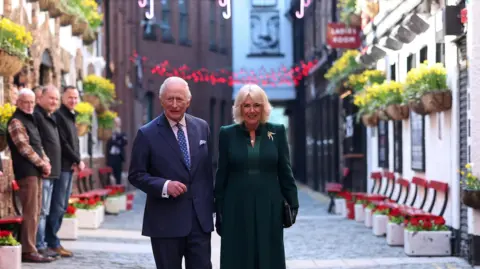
[22,184,474,269]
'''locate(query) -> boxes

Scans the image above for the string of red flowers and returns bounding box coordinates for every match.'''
[129,51,318,87]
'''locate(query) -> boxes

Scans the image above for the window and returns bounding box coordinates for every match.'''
[219,11,227,53]
[179,0,190,45]
[390,63,396,81]
[419,46,428,64]
[161,0,174,42]
[436,43,445,64]
[209,0,217,51]
[407,54,416,72]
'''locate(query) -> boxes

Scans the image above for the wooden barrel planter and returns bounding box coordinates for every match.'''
[97,128,112,141]
[76,123,89,137]
[82,29,98,46]
[420,90,452,113]
[60,13,75,27]
[39,0,53,11]
[462,189,480,210]
[0,50,24,77]
[48,2,63,18]
[71,19,88,36]
[361,113,379,127]
[349,13,362,27]
[408,100,429,115]
[385,104,409,121]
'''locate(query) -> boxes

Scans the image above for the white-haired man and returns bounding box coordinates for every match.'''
[128,76,214,269]
[6,88,53,263]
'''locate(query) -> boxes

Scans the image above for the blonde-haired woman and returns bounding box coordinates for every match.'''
[214,84,299,269]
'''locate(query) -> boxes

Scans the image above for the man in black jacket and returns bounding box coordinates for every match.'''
[46,86,84,257]
[33,85,61,259]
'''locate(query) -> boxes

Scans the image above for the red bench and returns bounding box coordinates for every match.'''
[326,168,350,213]
[71,168,109,199]
[401,179,449,219]
[0,180,23,240]
[351,172,387,203]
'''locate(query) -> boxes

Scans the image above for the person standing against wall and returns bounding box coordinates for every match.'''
[106,117,127,185]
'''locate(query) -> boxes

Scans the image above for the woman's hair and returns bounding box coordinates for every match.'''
[232,84,272,124]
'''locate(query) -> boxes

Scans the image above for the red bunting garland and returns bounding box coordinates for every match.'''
[129,51,318,87]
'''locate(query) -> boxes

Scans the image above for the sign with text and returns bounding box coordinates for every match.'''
[326,23,361,49]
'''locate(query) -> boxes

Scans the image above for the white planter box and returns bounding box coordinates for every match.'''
[0,245,21,269]
[334,198,345,215]
[77,206,103,229]
[404,230,452,256]
[372,214,388,236]
[354,204,365,222]
[364,208,373,228]
[386,222,404,246]
[98,205,105,224]
[58,217,79,240]
[105,195,127,214]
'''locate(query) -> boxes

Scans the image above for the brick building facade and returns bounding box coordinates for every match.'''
[105,0,232,170]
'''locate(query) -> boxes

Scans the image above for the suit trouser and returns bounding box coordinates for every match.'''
[150,210,212,269]
[17,176,42,254]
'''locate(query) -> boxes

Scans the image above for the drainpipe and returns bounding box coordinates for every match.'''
[105,0,112,79]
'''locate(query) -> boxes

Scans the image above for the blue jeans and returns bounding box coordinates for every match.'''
[36,179,54,250]
[45,171,73,249]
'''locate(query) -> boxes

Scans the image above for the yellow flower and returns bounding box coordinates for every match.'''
[74,102,95,115]
[325,50,360,80]
[466,163,472,169]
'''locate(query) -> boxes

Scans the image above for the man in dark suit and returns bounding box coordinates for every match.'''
[128,76,214,269]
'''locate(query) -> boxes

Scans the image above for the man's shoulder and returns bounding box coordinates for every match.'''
[186,114,208,127]
[138,116,160,134]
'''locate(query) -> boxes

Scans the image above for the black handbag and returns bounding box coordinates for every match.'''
[283,200,294,228]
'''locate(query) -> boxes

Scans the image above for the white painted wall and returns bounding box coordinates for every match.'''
[231,0,295,101]
[366,12,459,228]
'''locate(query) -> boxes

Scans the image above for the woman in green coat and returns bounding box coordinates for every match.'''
[214,84,299,269]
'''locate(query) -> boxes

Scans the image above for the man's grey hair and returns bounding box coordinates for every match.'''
[158,76,192,100]
[18,88,35,98]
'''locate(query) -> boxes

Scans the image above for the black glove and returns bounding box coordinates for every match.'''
[215,213,222,236]
[292,208,298,224]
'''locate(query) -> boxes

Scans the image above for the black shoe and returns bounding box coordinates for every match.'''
[38,248,60,259]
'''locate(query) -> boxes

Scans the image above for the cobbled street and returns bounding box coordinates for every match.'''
[23,185,475,269]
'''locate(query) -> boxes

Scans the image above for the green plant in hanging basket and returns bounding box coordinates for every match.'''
[345,69,386,92]
[459,163,480,191]
[0,17,33,61]
[97,110,117,129]
[74,101,94,126]
[83,75,116,106]
[403,62,448,101]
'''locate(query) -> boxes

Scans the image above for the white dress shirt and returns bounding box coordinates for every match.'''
[162,116,190,198]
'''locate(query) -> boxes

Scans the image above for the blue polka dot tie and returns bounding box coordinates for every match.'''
[176,123,191,169]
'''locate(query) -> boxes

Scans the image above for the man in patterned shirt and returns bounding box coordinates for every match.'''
[6,88,53,263]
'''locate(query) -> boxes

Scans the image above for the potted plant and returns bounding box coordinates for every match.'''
[404,216,451,256]
[58,205,79,240]
[0,230,21,269]
[325,50,361,94]
[364,203,375,228]
[338,0,361,27]
[74,101,94,136]
[82,75,116,112]
[39,0,55,11]
[82,0,103,45]
[105,187,127,214]
[404,62,451,115]
[386,208,404,246]
[372,205,390,236]
[97,110,117,141]
[0,103,16,151]
[0,18,33,77]
[59,0,79,27]
[382,81,410,121]
[344,69,385,93]
[354,199,367,222]
[460,163,480,209]
[74,197,104,229]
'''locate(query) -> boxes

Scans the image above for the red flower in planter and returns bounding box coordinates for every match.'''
[88,197,97,206]
[410,218,419,226]
[434,216,446,226]
[423,220,432,230]
[389,208,401,217]
[0,230,12,238]
[66,205,76,215]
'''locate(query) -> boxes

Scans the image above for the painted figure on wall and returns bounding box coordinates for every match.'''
[250,10,280,55]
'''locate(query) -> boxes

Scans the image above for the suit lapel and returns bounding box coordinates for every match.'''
[157,114,189,170]
[186,115,199,175]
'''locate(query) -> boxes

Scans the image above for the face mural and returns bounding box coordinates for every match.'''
[249,10,280,55]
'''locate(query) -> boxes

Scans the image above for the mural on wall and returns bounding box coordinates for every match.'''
[251,0,277,7]
[250,9,280,55]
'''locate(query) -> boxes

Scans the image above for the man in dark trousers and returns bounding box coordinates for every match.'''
[7,88,52,263]
[106,117,127,185]
[46,86,85,257]
[33,85,61,259]
[128,77,214,269]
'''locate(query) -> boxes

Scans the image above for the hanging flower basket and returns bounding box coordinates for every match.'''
[39,0,54,11]
[376,109,390,121]
[97,127,112,141]
[71,19,88,37]
[60,13,75,27]
[385,104,409,121]
[48,2,63,18]
[408,100,429,115]
[462,189,480,210]
[349,13,362,27]
[0,50,24,77]
[82,28,98,46]
[83,94,101,110]
[76,123,89,137]
[420,90,452,114]
[361,113,379,127]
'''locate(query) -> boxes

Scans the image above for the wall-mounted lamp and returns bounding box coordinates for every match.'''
[379,36,403,51]
[390,25,416,44]
[403,13,430,34]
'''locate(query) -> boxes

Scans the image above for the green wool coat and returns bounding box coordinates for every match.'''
[214,122,299,269]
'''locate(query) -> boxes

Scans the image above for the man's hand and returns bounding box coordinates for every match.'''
[42,163,51,178]
[166,181,187,198]
[0,171,4,177]
[78,161,86,171]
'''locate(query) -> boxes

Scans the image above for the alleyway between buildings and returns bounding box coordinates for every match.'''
[23,185,474,269]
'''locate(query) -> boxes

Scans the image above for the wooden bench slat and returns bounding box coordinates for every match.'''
[412,176,428,187]
[0,216,23,225]
[428,180,449,192]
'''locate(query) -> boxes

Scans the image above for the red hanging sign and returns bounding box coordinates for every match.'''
[326,23,362,49]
